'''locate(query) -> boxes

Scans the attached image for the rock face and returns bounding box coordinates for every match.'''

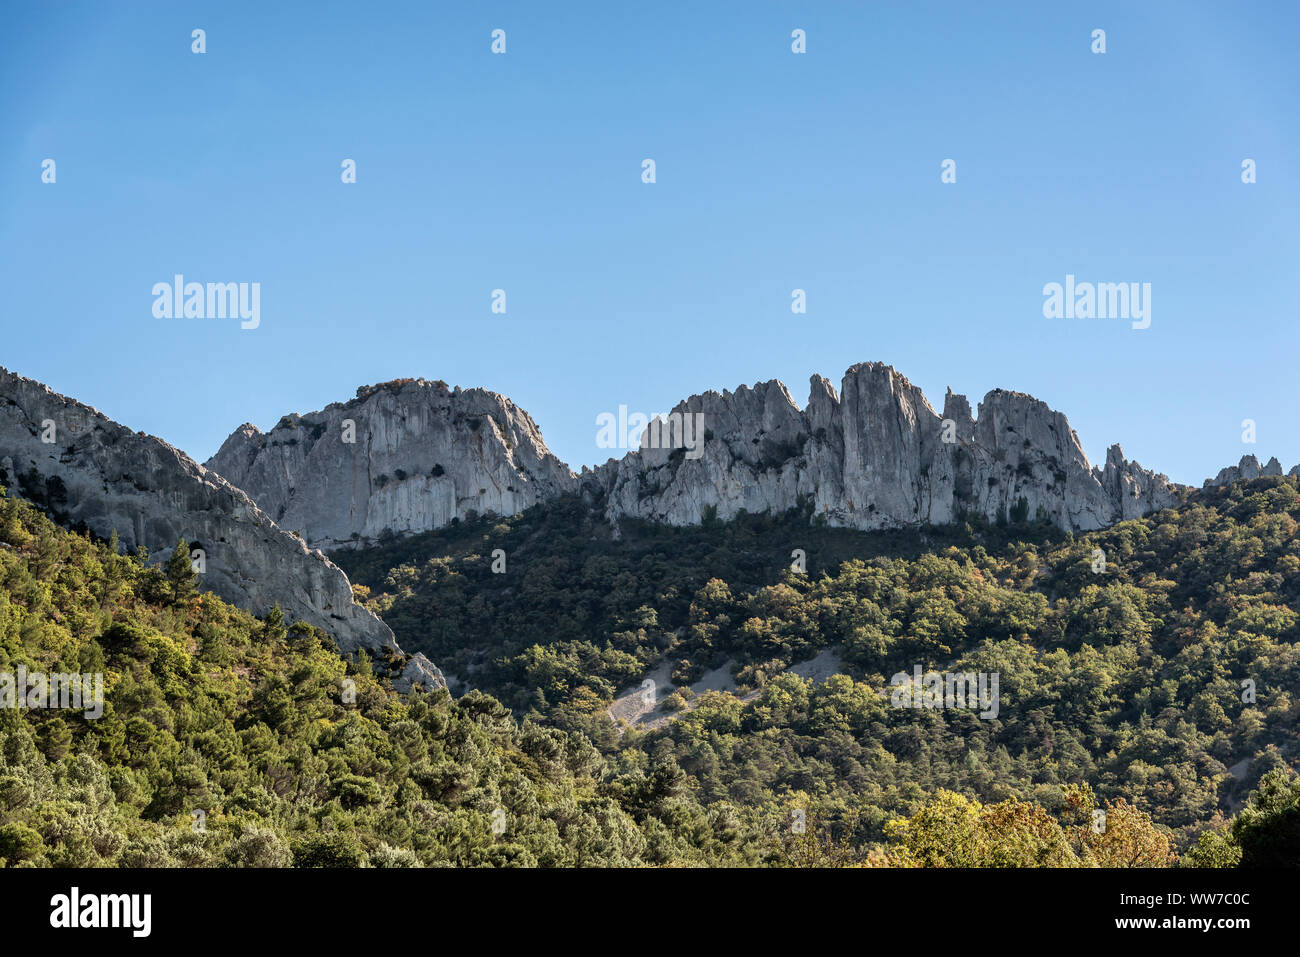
[395,653,447,693]
[0,365,413,659]
[589,362,1178,532]
[205,379,577,549]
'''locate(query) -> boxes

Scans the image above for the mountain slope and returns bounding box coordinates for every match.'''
[336,473,1300,853]
[0,366,398,657]
[0,490,750,866]
[5,483,1294,867]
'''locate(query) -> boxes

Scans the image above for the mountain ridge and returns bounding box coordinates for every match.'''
[203,362,1215,546]
[1,360,1295,715]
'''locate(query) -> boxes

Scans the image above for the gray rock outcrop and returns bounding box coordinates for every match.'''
[205,379,577,549]
[0,365,404,657]
[196,360,1284,545]
[394,653,447,693]
[589,362,1178,532]
[1204,454,1288,487]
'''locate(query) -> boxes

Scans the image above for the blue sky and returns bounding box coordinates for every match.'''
[2,1,1297,486]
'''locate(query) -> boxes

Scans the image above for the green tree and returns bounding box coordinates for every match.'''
[1232,770,1300,867]
[0,823,45,866]
[164,537,196,605]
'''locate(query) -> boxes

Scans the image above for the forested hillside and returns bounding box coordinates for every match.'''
[0,490,755,866]
[336,476,1300,863]
[2,478,1298,867]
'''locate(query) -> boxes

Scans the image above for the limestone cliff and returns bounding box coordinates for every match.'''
[205,379,577,549]
[590,362,1179,532]
[205,362,1299,543]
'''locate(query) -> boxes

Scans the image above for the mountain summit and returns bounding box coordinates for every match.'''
[204,377,578,549]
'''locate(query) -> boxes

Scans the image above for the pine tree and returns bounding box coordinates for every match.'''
[164,537,195,605]
[262,604,286,642]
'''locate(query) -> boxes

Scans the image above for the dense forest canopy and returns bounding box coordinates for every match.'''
[336,478,1300,863]
[1,475,1298,866]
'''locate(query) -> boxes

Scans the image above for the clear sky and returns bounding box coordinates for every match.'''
[2,1,1297,486]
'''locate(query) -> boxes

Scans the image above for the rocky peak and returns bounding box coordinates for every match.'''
[204,378,577,549]
[806,375,840,434]
[1204,454,1291,487]
[593,363,1178,532]
[942,388,975,442]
